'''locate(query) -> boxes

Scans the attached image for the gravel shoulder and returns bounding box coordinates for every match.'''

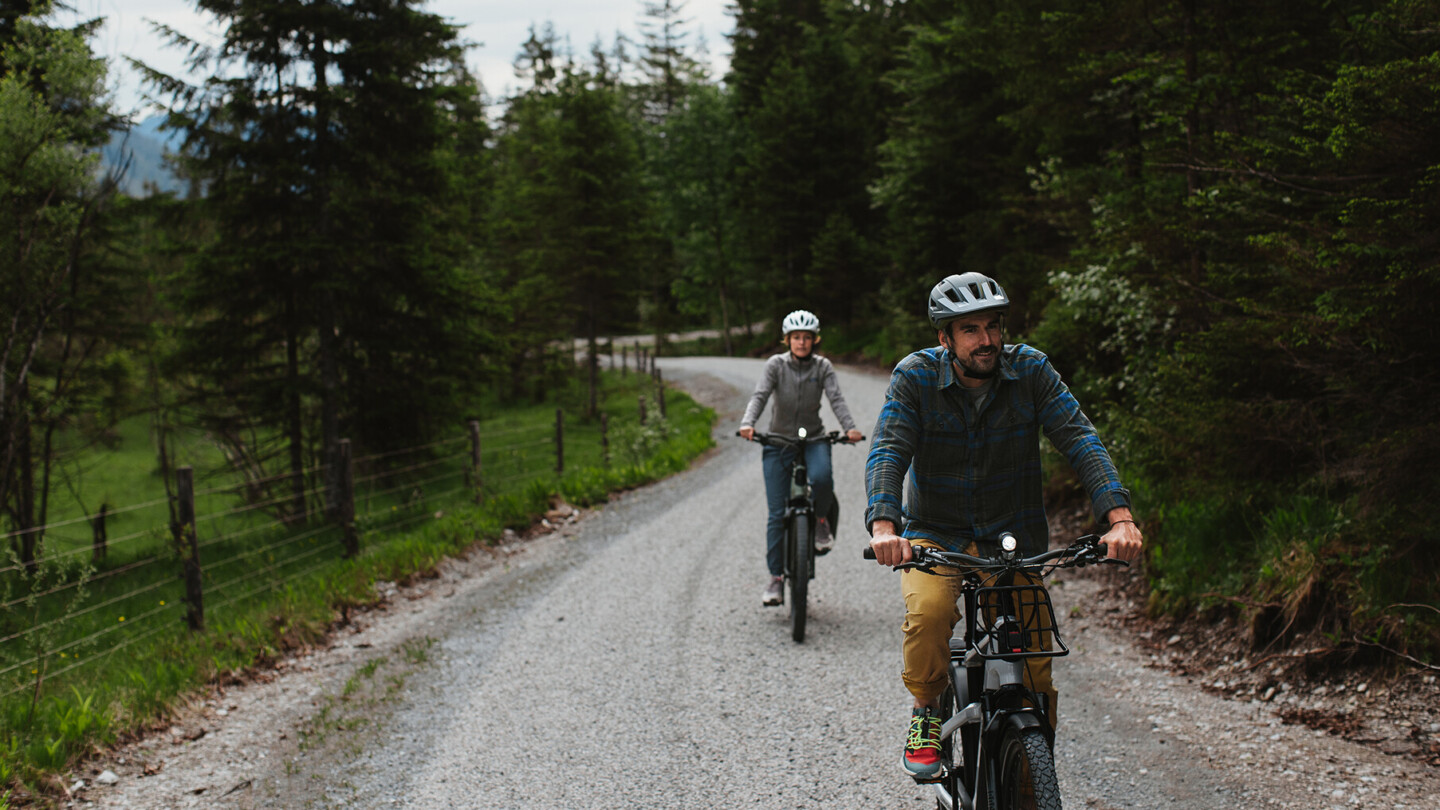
[74,357,1440,809]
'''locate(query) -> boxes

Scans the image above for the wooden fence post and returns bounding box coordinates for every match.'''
[638,394,648,426]
[91,502,109,564]
[175,467,204,632]
[469,420,483,504]
[555,409,565,475]
[656,368,667,419]
[600,412,610,467]
[337,439,358,558]
[622,345,628,376]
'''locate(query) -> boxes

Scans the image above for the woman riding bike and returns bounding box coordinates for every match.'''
[740,310,863,606]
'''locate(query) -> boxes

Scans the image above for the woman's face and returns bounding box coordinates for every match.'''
[786,331,816,358]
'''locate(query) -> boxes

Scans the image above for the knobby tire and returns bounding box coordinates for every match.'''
[996,726,1061,810]
[790,514,809,643]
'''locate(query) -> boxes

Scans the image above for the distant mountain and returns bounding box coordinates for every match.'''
[103,115,187,197]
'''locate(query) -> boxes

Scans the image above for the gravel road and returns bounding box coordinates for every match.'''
[82,356,1440,809]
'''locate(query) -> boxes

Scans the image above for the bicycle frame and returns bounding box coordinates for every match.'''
[867,534,1122,810]
[937,569,1063,810]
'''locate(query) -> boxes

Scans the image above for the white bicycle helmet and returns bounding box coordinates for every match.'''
[927,272,1009,329]
[781,309,821,336]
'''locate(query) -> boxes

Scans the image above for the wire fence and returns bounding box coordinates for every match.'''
[0,383,674,707]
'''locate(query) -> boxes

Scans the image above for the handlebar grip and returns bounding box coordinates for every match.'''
[862,546,876,560]
[1095,542,1107,558]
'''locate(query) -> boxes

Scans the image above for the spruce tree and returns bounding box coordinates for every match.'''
[140,0,492,517]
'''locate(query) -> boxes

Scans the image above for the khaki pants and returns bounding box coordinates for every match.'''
[900,540,1058,724]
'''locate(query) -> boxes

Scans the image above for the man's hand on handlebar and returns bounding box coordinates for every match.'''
[845,428,863,443]
[738,426,754,441]
[1102,508,1144,563]
[868,519,911,566]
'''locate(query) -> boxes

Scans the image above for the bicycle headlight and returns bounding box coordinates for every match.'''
[1000,533,1018,553]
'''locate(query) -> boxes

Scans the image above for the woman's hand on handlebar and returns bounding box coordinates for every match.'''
[738,426,754,441]
[868,520,911,566]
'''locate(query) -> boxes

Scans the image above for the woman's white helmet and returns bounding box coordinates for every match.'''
[928,272,1009,329]
[781,309,821,336]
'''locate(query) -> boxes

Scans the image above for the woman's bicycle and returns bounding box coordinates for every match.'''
[742,428,862,642]
[865,533,1127,810]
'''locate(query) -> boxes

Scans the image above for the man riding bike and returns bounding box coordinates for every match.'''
[864,272,1144,779]
[740,310,863,606]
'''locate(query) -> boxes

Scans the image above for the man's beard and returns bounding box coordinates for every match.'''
[955,349,999,379]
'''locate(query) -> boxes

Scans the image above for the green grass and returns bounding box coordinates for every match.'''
[0,369,713,798]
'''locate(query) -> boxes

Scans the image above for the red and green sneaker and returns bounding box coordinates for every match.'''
[903,707,943,779]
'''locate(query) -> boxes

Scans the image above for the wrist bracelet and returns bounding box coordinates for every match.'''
[1109,519,1139,529]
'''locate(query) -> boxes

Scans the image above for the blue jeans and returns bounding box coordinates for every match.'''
[761,442,834,577]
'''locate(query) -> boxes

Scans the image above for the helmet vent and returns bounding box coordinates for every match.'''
[945,288,962,304]
[968,283,982,299]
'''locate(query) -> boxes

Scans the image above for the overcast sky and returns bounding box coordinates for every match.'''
[61,0,736,117]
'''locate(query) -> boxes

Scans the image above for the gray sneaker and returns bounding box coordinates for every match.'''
[814,518,834,555]
[762,576,784,606]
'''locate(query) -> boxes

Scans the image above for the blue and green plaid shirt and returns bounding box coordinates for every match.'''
[864,343,1131,556]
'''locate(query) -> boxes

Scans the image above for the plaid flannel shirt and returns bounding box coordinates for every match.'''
[864,343,1130,556]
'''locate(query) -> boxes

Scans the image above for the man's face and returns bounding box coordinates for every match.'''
[786,330,816,358]
[939,312,1004,380]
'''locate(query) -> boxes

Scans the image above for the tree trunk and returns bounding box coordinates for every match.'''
[312,22,344,520]
[718,275,734,357]
[587,295,599,419]
[285,314,306,524]
[14,391,36,566]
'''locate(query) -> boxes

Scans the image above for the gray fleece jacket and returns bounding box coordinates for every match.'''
[740,352,858,439]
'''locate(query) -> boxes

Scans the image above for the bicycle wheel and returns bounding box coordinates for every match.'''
[789,513,809,642]
[996,726,1061,810]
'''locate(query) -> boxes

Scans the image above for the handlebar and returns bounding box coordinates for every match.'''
[862,534,1127,572]
[737,430,865,447]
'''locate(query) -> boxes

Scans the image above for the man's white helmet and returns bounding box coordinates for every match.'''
[928,272,1009,329]
[781,310,821,336]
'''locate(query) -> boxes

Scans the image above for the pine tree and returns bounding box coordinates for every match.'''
[0,2,124,562]
[487,32,651,416]
[727,0,896,325]
[140,0,493,518]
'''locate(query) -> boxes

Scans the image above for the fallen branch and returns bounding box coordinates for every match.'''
[1352,635,1440,672]
[1382,602,1440,618]
[1243,647,1337,672]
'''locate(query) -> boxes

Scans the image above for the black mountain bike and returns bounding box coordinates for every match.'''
[865,533,1126,810]
[742,428,862,642]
